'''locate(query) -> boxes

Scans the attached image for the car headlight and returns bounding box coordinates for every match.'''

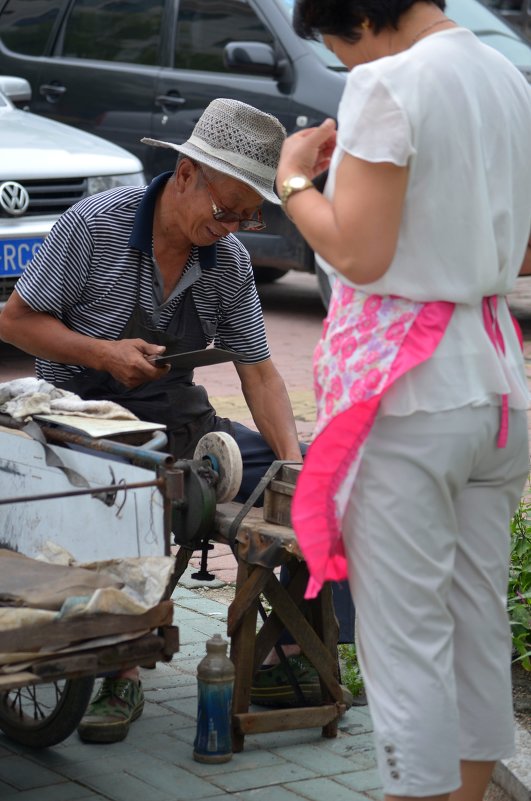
[87,172,145,195]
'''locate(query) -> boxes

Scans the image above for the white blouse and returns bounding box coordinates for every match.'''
[318,28,531,415]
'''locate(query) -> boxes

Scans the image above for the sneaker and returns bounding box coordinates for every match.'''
[77,678,144,743]
[250,655,323,707]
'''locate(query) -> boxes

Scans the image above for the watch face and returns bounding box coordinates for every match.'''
[290,176,308,189]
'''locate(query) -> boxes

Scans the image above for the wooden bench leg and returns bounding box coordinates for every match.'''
[229,559,264,752]
[308,581,340,738]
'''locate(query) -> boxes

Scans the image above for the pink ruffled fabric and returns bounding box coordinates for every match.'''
[292,283,455,599]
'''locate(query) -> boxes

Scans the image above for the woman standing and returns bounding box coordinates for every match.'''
[276,1,531,800]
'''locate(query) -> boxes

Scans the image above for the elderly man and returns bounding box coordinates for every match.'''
[0,99,302,475]
[0,98,355,742]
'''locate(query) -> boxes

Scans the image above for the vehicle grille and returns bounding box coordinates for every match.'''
[1,178,88,217]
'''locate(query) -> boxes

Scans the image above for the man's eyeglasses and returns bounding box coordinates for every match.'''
[198,165,266,232]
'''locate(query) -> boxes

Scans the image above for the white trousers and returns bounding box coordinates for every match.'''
[342,405,529,797]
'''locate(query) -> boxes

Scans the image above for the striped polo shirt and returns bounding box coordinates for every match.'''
[16,173,270,384]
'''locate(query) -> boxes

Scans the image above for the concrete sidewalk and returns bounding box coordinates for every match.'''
[0,582,528,801]
[0,585,381,801]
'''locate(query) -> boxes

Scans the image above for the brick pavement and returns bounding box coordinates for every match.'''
[0,587,381,801]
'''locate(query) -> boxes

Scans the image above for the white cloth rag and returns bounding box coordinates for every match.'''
[0,377,138,422]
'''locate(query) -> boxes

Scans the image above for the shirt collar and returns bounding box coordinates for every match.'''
[129,171,217,269]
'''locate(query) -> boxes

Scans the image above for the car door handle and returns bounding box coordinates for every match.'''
[39,83,67,101]
[155,94,186,109]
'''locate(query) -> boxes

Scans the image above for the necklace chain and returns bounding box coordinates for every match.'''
[410,18,451,46]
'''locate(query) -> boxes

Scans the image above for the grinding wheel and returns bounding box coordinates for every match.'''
[193,431,243,503]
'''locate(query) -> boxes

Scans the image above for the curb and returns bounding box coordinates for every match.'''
[494,720,531,801]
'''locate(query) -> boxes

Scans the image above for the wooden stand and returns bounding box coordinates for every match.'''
[197,502,347,751]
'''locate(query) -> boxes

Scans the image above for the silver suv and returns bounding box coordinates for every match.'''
[0,76,144,307]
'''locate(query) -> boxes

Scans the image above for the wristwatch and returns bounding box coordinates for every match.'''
[280,175,314,216]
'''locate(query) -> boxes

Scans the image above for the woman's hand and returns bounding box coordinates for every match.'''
[276,118,337,189]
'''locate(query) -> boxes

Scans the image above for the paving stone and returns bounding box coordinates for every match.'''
[159,695,198,720]
[365,789,385,801]
[80,770,173,801]
[176,640,213,659]
[207,762,316,792]
[237,786,309,801]
[173,597,228,616]
[113,750,222,800]
[144,684,196,704]
[335,768,382,792]
[50,754,131,782]
[0,789,106,801]
[186,619,233,639]
[179,564,226,589]
[242,729,327,751]
[0,755,69,790]
[140,667,196,691]
[140,700,177,719]
[283,776,369,801]
[270,743,372,777]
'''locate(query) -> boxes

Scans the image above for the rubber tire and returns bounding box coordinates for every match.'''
[0,676,95,748]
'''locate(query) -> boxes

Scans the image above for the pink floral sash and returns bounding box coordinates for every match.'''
[292,281,455,599]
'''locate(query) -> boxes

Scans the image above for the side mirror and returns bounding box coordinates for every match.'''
[223,41,277,76]
[0,76,32,104]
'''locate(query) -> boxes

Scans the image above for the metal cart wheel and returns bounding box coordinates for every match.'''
[0,676,95,748]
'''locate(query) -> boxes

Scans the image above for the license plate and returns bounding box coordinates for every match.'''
[0,237,44,276]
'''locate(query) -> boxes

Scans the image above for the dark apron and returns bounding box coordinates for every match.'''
[61,272,233,459]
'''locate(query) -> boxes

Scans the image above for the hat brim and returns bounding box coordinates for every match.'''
[141,137,281,205]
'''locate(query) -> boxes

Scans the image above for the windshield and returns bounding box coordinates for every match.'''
[277,0,531,71]
[447,0,531,69]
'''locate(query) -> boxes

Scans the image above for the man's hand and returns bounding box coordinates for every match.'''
[100,339,170,388]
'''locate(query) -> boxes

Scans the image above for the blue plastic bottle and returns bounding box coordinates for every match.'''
[193,634,235,763]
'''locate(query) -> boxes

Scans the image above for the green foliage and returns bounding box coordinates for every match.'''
[338,643,365,697]
[509,495,531,671]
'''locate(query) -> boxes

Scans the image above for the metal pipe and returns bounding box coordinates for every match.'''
[39,426,174,470]
[0,478,165,506]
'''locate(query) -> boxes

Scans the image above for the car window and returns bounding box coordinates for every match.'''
[174,0,274,72]
[276,0,346,70]
[277,0,530,71]
[446,0,531,68]
[0,0,59,56]
[61,0,164,65]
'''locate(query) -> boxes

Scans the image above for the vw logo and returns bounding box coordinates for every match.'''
[0,181,30,216]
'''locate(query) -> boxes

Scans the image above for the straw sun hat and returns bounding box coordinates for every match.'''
[141,98,286,205]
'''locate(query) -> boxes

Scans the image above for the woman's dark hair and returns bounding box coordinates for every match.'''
[293,0,446,42]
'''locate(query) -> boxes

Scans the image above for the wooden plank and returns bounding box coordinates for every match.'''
[214,503,301,558]
[0,629,179,688]
[262,577,343,702]
[308,584,340,738]
[230,560,260,753]
[252,561,308,671]
[233,704,345,735]
[0,671,40,691]
[32,633,166,678]
[1,601,174,653]
[280,463,302,484]
[227,566,270,638]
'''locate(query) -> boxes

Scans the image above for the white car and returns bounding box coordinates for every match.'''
[0,76,145,308]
